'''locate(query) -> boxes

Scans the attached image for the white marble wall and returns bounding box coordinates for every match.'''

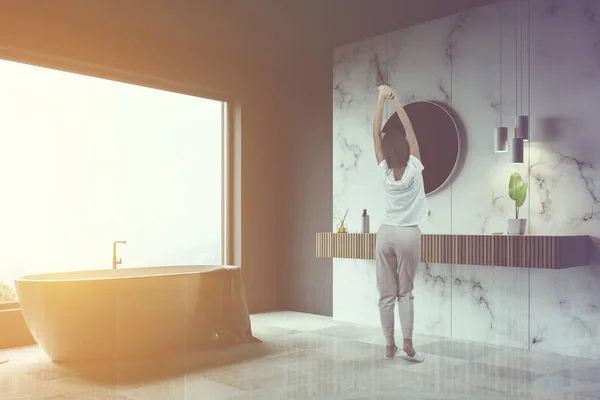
[527,0,600,358]
[332,0,600,358]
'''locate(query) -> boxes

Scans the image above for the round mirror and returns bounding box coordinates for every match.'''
[382,101,461,195]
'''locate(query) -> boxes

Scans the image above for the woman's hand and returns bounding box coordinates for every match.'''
[378,85,395,100]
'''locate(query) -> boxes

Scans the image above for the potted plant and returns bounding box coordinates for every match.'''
[508,172,528,235]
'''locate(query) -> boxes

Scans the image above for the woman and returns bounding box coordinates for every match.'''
[373,85,428,362]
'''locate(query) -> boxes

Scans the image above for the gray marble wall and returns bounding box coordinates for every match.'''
[332,0,600,358]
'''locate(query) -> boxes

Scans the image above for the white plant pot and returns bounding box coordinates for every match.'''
[507,219,527,236]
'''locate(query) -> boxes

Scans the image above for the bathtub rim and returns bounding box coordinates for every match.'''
[14,264,240,283]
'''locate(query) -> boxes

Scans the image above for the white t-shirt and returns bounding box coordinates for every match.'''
[378,155,428,226]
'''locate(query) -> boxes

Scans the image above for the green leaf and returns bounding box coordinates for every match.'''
[515,182,528,208]
[508,172,523,201]
[508,172,527,209]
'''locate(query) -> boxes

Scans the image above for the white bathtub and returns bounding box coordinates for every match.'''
[15,265,253,361]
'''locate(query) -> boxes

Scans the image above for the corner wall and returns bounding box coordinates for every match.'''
[0,2,333,316]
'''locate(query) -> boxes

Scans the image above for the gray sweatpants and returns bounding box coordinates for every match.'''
[375,224,421,346]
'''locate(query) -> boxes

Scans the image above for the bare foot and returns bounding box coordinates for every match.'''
[401,338,424,362]
[403,338,416,357]
[403,345,416,357]
[385,345,398,359]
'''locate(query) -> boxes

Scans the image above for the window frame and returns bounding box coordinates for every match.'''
[0,50,233,310]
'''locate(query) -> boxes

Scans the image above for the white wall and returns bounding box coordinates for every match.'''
[0,59,222,288]
[333,0,600,358]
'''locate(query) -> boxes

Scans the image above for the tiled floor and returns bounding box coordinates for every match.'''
[1,311,600,399]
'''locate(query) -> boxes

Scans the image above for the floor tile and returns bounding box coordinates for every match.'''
[447,361,543,398]
[531,373,600,392]
[472,346,590,375]
[311,324,381,340]
[389,351,469,375]
[1,311,600,400]
[354,332,444,348]
[265,331,352,355]
[118,375,246,400]
[313,338,384,361]
[249,324,298,340]
[418,340,500,361]
[250,312,340,332]
[551,364,600,384]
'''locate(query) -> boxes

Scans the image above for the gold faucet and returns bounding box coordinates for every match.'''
[113,241,126,269]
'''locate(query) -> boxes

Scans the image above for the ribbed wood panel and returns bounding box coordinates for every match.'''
[316,233,589,269]
[316,233,376,260]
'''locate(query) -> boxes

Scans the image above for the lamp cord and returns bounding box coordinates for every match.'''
[515,0,519,133]
[528,0,531,118]
[499,3,503,126]
[520,0,524,116]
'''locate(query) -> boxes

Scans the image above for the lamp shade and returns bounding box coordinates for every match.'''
[509,137,524,163]
[494,127,508,152]
[516,115,529,141]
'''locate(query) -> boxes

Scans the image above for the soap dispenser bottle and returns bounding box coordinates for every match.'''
[361,209,370,233]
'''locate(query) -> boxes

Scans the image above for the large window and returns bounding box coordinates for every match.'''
[0,59,224,301]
